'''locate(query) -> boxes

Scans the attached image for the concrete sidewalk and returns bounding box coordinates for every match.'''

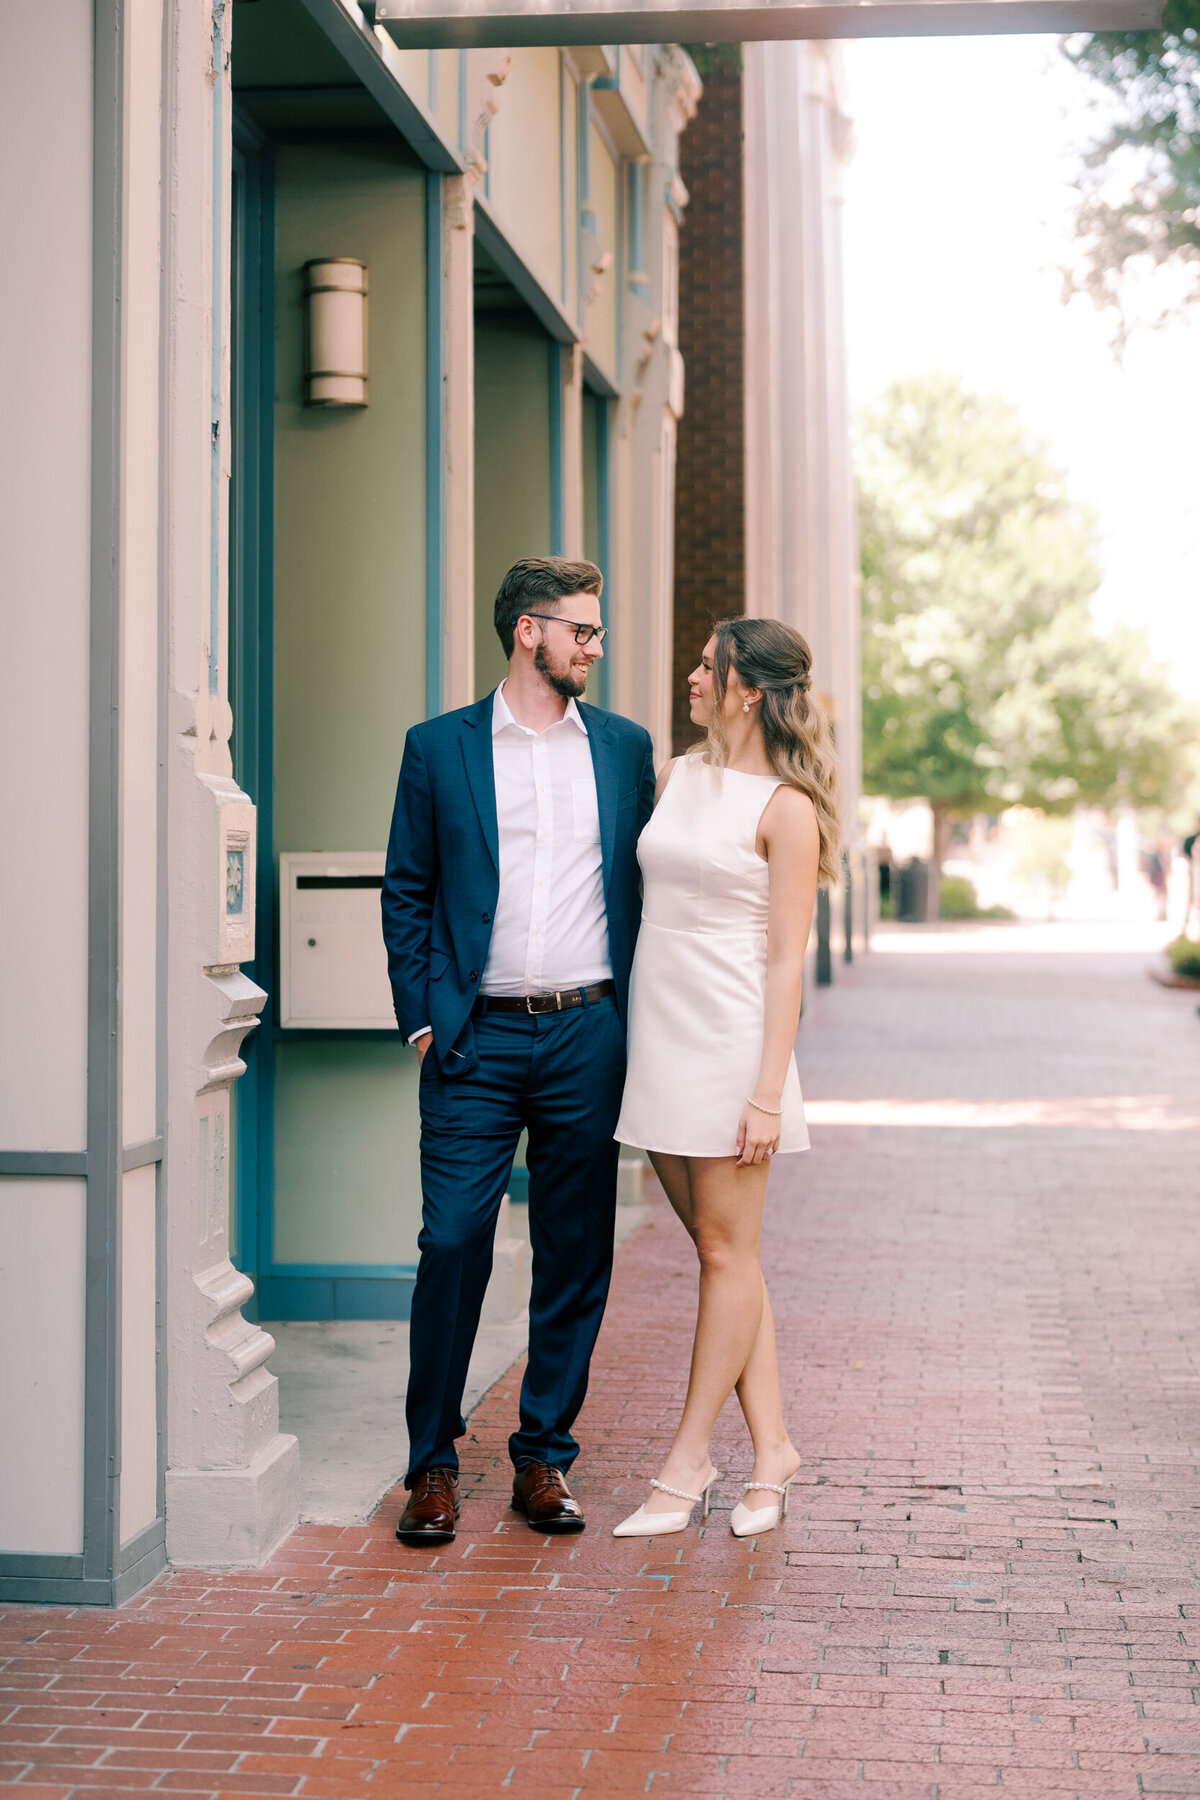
[4,919,1200,1798]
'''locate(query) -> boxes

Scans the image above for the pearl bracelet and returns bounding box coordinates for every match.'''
[747,1096,783,1116]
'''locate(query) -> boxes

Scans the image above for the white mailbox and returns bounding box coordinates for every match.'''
[279,852,396,1029]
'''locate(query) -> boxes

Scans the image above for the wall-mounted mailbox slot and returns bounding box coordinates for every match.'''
[279,852,396,1029]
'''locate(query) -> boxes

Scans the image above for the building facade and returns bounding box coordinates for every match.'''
[673,39,861,867]
[672,38,863,973]
[0,0,857,1610]
[1,0,698,1605]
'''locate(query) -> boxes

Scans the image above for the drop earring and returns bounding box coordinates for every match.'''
[742,700,751,714]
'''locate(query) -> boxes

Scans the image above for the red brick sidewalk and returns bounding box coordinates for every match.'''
[4,924,1200,1799]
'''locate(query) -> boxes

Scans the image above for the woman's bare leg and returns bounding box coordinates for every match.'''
[735,1278,801,1488]
[648,1151,696,1238]
[640,1155,769,1513]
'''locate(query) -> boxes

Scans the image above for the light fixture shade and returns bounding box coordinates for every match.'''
[303,259,368,407]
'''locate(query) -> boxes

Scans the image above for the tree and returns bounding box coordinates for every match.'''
[1062,0,1200,337]
[859,374,1197,917]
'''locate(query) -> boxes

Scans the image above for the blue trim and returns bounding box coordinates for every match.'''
[615,142,625,374]
[270,1262,419,1280]
[229,117,277,1307]
[257,1272,417,1321]
[627,160,649,294]
[426,170,444,715]
[578,77,596,259]
[549,342,565,556]
[596,393,612,708]
[582,386,612,708]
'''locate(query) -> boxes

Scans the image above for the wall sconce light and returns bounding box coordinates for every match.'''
[303,259,368,408]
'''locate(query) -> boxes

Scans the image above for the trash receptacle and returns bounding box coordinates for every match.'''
[896,857,929,922]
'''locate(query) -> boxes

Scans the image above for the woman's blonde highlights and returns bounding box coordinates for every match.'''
[707,617,842,886]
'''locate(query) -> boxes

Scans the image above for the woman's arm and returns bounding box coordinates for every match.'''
[736,785,820,1165]
[654,755,681,805]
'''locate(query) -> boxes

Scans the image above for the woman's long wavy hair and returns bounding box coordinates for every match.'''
[705,617,842,886]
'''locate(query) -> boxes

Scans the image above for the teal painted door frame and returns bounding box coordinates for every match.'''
[230,123,440,1321]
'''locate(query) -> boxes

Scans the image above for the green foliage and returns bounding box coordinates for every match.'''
[1165,934,1200,977]
[1062,0,1200,332]
[938,874,1015,920]
[859,373,1198,829]
[682,42,742,79]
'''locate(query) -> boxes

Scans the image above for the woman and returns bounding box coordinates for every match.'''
[612,617,841,1539]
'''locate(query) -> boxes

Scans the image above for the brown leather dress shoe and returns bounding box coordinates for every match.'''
[511,1462,586,1533]
[396,1469,459,1545]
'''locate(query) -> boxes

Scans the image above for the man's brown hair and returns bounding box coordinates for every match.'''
[493,556,604,659]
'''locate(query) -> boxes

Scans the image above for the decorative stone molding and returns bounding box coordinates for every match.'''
[162,0,298,1570]
[657,45,703,135]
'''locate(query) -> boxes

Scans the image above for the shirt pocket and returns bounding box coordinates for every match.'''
[571,775,601,843]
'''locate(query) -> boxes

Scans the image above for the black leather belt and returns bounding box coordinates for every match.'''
[473,980,615,1017]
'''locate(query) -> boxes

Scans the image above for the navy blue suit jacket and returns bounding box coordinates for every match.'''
[381,693,656,1078]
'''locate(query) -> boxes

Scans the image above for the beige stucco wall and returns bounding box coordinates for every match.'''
[586,124,620,385]
[0,0,92,1159]
[0,1181,88,1555]
[488,49,565,305]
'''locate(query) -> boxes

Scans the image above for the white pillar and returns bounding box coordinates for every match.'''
[441,171,477,712]
[161,0,297,1567]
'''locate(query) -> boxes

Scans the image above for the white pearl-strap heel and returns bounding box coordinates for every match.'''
[729,1472,798,1538]
[612,1467,720,1537]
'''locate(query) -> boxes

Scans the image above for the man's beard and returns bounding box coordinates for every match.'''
[534,641,587,700]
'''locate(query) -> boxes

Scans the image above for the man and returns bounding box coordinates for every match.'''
[382,557,655,1544]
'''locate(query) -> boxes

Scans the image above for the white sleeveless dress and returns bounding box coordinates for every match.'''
[615,753,810,1158]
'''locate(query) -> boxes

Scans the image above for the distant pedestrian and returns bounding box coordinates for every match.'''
[612,618,841,1540]
[1143,846,1168,921]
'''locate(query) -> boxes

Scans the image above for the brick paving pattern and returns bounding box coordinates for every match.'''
[4,924,1200,1798]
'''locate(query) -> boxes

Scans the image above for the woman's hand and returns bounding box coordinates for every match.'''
[736,1101,780,1167]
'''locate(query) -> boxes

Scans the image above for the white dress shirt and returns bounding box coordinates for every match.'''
[480,682,612,996]
[408,685,612,1041]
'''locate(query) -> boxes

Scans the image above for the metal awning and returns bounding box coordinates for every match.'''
[372,0,1160,46]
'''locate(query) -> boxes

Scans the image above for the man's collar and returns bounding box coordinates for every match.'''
[492,682,588,737]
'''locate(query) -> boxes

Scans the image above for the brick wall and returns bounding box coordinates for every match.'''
[672,50,746,754]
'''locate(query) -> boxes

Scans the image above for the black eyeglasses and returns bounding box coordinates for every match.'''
[522,612,608,646]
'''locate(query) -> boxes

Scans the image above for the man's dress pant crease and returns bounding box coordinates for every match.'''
[406,996,625,1483]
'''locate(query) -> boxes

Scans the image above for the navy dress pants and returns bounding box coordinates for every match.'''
[405,993,626,1483]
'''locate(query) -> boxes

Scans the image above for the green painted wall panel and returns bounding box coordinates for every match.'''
[273,1042,414,1264]
[473,318,553,700]
[272,142,428,1277]
[274,142,427,853]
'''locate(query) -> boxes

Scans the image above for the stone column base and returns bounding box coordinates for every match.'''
[165,1432,300,1568]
